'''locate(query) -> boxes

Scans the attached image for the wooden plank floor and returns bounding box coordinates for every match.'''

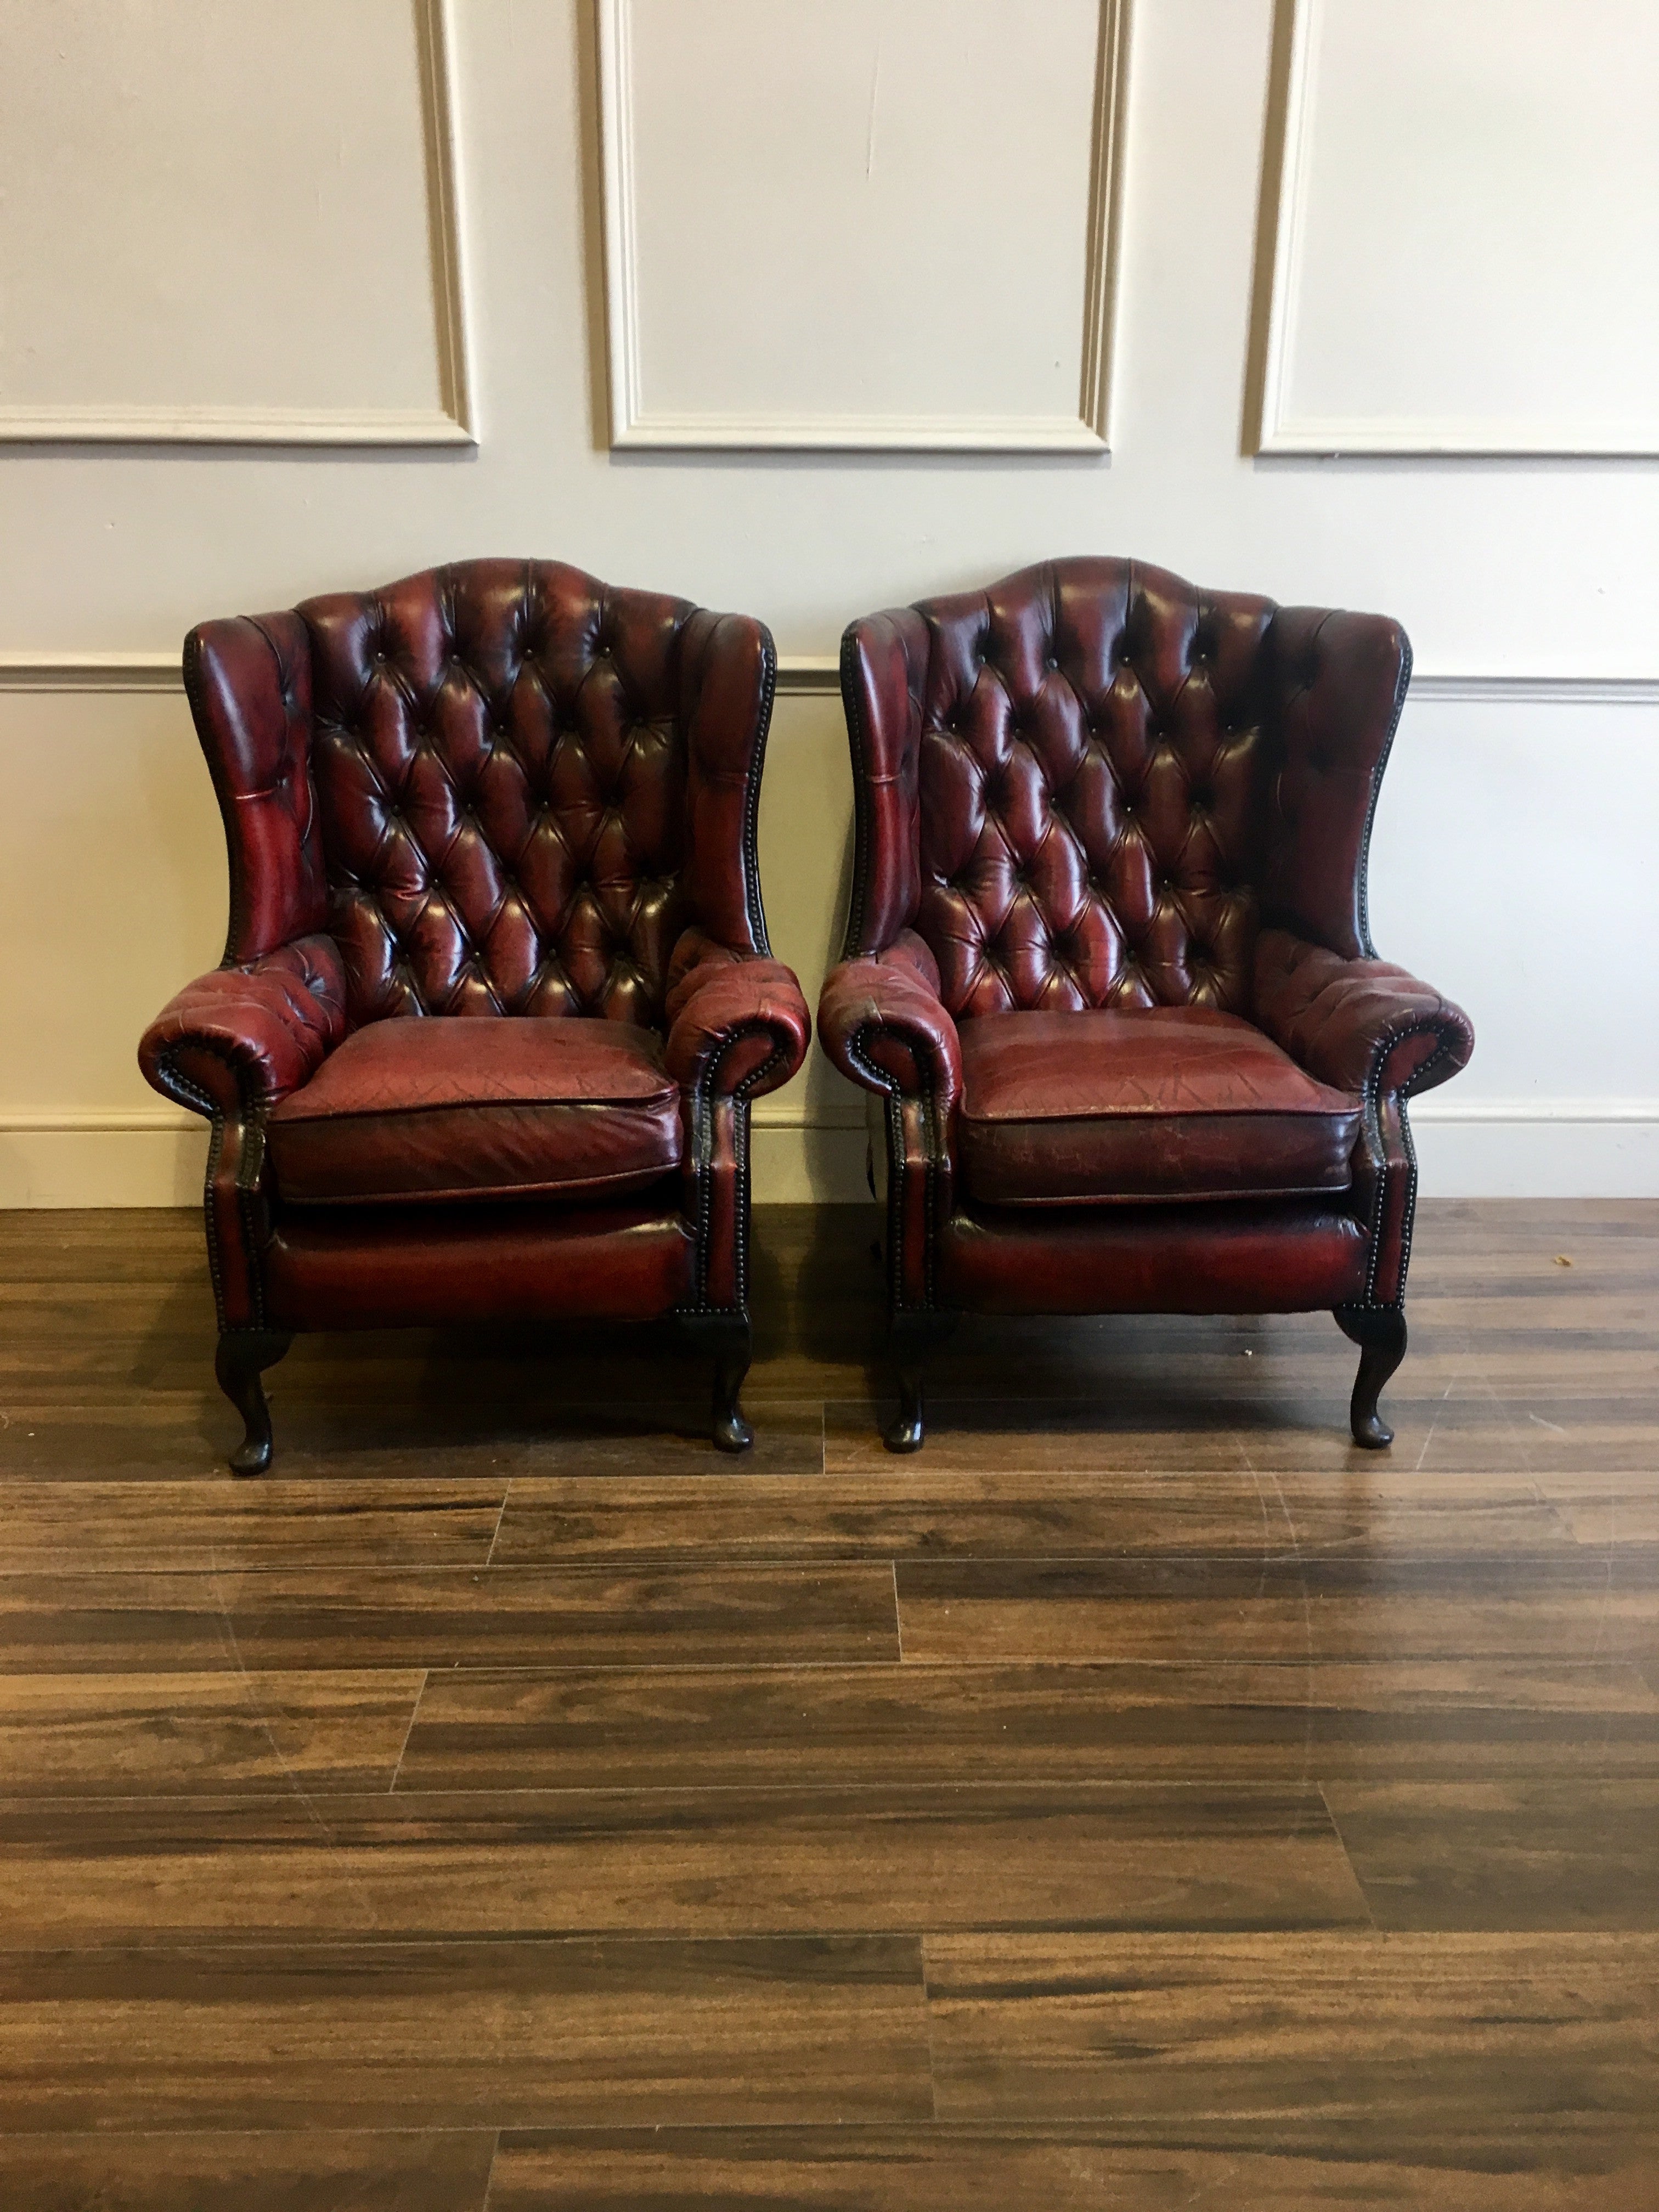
[0,1198,1654,2208]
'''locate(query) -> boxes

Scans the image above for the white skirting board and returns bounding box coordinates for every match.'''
[1407,1105,1659,1202]
[0,1105,1654,1210]
[0,1123,208,1210]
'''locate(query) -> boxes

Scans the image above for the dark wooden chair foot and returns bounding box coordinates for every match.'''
[884,1381,925,1454]
[1334,1304,1407,1450]
[681,1313,754,1453]
[213,1329,292,1476]
[884,1311,950,1453]
[714,1413,754,1453]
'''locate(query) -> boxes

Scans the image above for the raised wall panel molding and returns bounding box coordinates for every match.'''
[600,411,1114,454]
[1250,0,1659,458]
[0,406,475,449]
[6,654,1659,707]
[777,659,1659,707]
[773,658,842,697]
[0,1108,197,1134]
[1409,1099,1659,1127]
[595,0,1129,453]
[0,654,183,693]
[1407,674,1659,708]
[1255,416,1659,459]
[0,0,473,450]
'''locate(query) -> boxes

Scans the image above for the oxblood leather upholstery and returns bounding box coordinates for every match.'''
[266,1017,682,1207]
[956,1007,1361,1208]
[263,1204,696,1333]
[139,560,808,1462]
[819,557,1474,1447]
[939,1203,1369,1314]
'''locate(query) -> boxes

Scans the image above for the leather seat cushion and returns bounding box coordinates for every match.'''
[957,1007,1361,1206]
[267,1016,682,1207]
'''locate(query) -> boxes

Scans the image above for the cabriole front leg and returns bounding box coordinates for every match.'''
[1334,1304,1408,1451]
[213,1329,292,1476]
[680,1312,754,1454]
[885,1309,953,1454]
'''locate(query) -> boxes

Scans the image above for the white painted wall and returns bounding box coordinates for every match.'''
[601,0,1116,447]
[0,0,1654,1205]
[0,0,468,441]
[1256,0,1659,453]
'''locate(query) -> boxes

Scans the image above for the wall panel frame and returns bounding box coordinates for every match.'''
[1249,0,1659,457]
[0,0,473,448]
[595,0,1130,453]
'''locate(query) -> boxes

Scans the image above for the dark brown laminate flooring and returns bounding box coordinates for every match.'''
[0,1198,1654,2208]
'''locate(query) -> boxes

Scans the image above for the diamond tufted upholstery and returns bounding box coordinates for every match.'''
[139,560,809,1468]
[898,562,1275,1018]
[302,565,712,1026]
[820,557,1474,1452]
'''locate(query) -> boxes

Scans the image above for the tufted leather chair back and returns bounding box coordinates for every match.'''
[841,557,1408,1020]
[185,561,775,1032]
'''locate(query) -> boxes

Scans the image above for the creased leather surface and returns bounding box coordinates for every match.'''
[267,1016,681,1207]
[139,937,347,1117]
[817,947,960,1311]
[1254,929,1474,1102]
[664,957,810,1103]
[1259,610,1409,958]
[841,610,929,957]
[817,951,963,1118]
[184,611,326,964]
[264,1203,695,1329]
[940,1200,1369,1314]
[957,1006,1360,1207]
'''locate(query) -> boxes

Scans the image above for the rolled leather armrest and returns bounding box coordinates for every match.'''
[664,955,810,1103]
[138,933,348,1121]
[1254,927,1474,1102]
[817,950,963,1119]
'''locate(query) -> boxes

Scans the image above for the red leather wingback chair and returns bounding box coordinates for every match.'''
[140,561,809,1471]
[819,558,1473,1452]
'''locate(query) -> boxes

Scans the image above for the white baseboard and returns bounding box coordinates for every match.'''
[1,1104,1653,1209]
[751,1120,868,1204]
[1410,1107,1659,1199]
[0,1122,208,1209]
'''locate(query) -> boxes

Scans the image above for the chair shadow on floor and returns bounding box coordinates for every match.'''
[109,1203,1418,1481]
